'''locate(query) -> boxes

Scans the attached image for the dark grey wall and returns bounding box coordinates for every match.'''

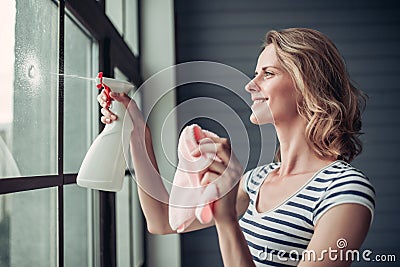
[174,1,400,266]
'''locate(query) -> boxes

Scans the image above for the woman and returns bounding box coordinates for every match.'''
[100,28,375,266]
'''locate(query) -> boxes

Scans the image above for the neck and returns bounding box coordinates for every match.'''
[274,116,335,177]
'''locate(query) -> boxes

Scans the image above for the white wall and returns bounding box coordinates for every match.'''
[140,0,180,266]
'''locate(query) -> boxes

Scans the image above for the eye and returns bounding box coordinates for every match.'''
[263,71,274,80]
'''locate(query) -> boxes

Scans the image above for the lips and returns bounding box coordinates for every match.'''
[252,98,268,103]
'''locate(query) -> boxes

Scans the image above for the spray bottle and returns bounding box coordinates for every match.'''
[77,72,134,191]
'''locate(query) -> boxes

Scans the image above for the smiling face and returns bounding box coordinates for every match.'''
[245,44,300,125]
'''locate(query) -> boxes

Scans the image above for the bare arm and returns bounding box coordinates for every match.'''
[215,219,256,267]
[129,124,172,234]
[298,203,372,267]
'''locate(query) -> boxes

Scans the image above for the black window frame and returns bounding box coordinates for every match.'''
[0,0,142,266]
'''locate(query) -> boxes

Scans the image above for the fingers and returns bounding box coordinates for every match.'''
[200,160,242,186]
[191,136,243,189]
[101,116,112,124]
[200,171,220,186]
[97,90,132,108]
[97,90,110,109]
[192,137,231,164]
[98,90,132,125]
[206,160,226,175]
[99,90,117,124]
[193,137,233,186]
[100,107,117,124]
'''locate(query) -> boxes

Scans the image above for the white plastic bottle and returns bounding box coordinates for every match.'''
[77,73,134,191]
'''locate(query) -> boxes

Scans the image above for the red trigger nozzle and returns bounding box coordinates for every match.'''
[96,72,104,89]
[96,72,111,109]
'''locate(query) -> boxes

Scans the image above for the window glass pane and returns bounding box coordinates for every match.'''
[116,178,145,267]
[0,187,57,267]
[0,0,58,178]
[125,0,139,55]
[64,184,98,267]
[106,0,123,34]
[64,14,99,173]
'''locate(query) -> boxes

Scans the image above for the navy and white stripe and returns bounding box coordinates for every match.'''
[239,160,375,267]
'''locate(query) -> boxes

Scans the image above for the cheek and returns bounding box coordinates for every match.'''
[269,88,299,118]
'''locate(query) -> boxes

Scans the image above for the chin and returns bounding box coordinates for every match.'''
[250,116,260,125]
[250,114,273,125]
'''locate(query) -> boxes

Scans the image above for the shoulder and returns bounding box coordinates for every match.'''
[313,160,376,225]
[325,161,375,198]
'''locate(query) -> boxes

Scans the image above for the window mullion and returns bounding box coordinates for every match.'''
[58,0,65,266]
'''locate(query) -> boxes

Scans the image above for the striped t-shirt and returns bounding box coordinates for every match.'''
[238,160,375,266]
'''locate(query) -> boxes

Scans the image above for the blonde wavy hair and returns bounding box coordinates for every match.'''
[265,28,367,163]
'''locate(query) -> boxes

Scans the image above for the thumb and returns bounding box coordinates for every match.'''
[110,92,131,108]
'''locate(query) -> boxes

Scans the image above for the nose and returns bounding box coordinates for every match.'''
[245,79,259,93]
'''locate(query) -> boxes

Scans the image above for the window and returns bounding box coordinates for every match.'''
[0,0,141,266]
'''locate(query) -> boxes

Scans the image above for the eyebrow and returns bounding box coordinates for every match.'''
[254,65,280,76]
